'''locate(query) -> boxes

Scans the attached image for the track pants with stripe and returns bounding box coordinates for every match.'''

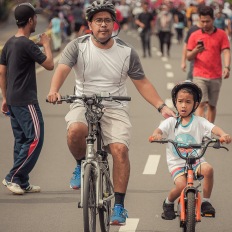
[5,104,44,189]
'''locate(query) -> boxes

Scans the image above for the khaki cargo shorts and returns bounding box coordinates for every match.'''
[65,103,132,148]
[193,77,222,107]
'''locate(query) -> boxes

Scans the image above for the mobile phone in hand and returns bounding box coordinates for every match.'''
[197,40,204,47]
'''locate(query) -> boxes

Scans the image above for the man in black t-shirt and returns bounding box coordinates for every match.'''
[0,3,54,195]
[135,2,154,58]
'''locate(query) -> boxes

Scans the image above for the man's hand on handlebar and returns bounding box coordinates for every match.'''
[46,92,62,104]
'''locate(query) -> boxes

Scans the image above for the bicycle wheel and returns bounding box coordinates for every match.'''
[83,163,97,232]
[99,163,112,232]
[185,191,196,232]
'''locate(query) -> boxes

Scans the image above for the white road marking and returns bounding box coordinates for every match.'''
[166,72,174,78]
[143,155,161,175]
[119,218,139,232]
[164,64,172,69]
[165,98,174,108]
[161,56,168,62]
[156,51,162,56]
[152,47,157,51]
[167,82,175,90]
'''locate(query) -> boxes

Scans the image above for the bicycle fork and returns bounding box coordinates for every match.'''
[178,169,202,225]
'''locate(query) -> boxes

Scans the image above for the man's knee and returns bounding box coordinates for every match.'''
[68,122,88,142]
[110,144,129,162]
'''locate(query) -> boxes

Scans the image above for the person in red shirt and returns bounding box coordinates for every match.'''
[187,5,230,123]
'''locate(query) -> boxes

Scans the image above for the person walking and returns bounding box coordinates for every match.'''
[155,4,174,57]
[46,0,175,225]
[48,11,62,52]
[0,3,54,195]
[187,5,230,123]
[135,1,154,58]
[181,17,202,81]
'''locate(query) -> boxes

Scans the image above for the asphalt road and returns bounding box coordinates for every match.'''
[0,13,232,232]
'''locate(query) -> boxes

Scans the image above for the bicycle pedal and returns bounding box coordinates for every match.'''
[202,213,215,218]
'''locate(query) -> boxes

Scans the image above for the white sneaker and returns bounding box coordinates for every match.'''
[24,185,41,193]
[2,179,24,195]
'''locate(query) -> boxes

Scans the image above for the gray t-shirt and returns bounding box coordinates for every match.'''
[59,35,145,107]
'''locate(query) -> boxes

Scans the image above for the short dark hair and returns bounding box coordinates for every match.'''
[198,6,214,19]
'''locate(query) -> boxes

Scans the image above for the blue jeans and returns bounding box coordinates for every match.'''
[5,104,44,189]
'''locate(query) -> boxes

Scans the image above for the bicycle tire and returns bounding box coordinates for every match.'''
[83,163,97,232]
[99,162,112,232]
[185,191,196,232]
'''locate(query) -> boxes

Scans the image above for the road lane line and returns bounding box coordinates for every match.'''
[166,72,174,78]
[143,155,160,175]
[165,64,172,69]
[119,218,139,231]
[167,82,175,90]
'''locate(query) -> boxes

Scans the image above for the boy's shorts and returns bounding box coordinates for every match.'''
[193,77,222,107]
[171,161,207,182]
[65,103,132,148]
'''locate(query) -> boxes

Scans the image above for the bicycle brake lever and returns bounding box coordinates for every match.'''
[220,146,229,151]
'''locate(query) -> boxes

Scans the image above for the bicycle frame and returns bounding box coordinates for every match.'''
[178,156,202,228]
[78,107,114,209]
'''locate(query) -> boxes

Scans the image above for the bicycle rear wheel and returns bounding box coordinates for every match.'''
[83,164,97,232]
[184,191,196,232]
[99,163,112,232]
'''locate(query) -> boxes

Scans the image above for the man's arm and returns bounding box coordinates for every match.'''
[181,43,187,71]
[186,43,204,61]
[37,33,54,70]
[47,64,72,102]
[222,48,231,79]
[0,64,8,114]
[131,77,176,118]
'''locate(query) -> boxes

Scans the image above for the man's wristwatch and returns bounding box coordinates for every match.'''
[225,66,230,71]
[157,103,167,113]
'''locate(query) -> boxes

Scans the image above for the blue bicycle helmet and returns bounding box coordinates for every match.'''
[85,0,116,21]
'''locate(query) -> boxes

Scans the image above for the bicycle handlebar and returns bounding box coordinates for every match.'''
[149,136,229,160]
[46,93,131,103]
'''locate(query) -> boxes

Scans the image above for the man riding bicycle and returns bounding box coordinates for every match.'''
[47,0,175,225]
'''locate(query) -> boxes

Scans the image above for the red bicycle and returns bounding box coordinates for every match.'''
[149,137,228,232]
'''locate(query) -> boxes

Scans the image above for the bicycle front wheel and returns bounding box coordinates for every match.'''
[185,191,196,232]
[99,165,112,232]
[83,164,97,232]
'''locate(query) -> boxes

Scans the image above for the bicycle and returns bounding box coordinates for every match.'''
[52,93,131,232]
[149,136,229,232]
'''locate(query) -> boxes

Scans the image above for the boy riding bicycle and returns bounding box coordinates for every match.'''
[151,81,231,220]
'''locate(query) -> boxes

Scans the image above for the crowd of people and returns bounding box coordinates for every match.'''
[0,0,232,228]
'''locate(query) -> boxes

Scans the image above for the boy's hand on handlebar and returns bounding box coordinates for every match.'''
[220,134,232,144]
[149,134,162,142]
[46,92,62,104]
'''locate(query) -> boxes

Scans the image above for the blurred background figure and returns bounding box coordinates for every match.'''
[48,12,62,52]
[173,2,186,44]
[72,2,85,38]
[112,1,123,36]
[155,4,174,57]
[117,0,131,31]
[135,1,154,58]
